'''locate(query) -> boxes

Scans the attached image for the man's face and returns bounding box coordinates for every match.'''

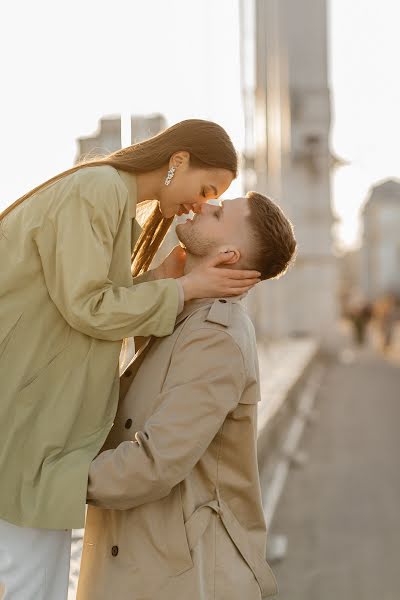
[175,197,252,262]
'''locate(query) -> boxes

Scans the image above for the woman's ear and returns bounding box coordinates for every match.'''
[170,151,190,169]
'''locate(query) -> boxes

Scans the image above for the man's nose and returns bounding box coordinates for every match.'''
[199,202,214,214]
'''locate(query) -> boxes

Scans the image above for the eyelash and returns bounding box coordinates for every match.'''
[201,189,207,198]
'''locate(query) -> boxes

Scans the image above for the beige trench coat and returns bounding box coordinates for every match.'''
[77,296,278,599]
[0,165,181,529]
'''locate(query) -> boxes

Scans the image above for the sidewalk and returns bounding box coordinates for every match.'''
[267,340,400,599]
[68,336,318,598]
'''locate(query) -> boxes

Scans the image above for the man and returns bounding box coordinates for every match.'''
[77,192,296,600]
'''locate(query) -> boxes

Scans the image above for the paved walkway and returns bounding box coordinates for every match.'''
[269,345,400,600]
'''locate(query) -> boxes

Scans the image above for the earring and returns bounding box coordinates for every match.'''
[164,166,176,186]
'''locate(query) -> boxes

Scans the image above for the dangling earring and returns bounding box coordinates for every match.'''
[164,166,176,186]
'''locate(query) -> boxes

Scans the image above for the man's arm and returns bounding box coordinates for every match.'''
[87,327,245,510]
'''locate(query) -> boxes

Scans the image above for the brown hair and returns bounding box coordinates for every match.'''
[246,191,297,280]
[0,119,238,276]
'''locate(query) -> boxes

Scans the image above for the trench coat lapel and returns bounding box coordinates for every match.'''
[119,301,211,398]
[119,293,249,402]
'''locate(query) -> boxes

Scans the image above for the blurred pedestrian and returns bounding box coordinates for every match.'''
[354,302,372,345]
[377,293,399,352]
[346,298,372,346]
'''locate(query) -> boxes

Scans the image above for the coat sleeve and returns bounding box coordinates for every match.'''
[131,271,154,285]
[34,170,180,341]
[132,270,184,313]
[87,327,246,509]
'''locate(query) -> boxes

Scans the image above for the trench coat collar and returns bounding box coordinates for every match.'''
[121,291,249,380]
[174,291,249,329]
[116,169,137,219]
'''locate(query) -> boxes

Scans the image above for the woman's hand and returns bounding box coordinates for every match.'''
[178,252,261,302]
[153,245,186,280]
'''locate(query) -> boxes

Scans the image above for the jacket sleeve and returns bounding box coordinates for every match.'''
[132,272,184,314]
[87,327,246,509]
[131,271,154,285]
[34,170,180,341]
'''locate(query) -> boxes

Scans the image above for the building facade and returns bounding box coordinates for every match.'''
[361,179,400,301]
[239,0,338,344]
[76,116,122,163]
[76,113,166,162]
[131,114,167,144]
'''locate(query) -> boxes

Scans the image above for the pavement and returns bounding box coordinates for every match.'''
[268,333,400,600]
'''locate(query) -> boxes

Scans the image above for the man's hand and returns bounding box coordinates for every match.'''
[153,245,186,280]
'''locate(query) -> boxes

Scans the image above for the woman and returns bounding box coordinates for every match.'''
[0,119,261,599]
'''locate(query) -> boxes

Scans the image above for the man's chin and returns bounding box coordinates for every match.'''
[175,222,188,239]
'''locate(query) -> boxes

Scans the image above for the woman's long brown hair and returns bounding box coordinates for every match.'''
[0,119,238,276]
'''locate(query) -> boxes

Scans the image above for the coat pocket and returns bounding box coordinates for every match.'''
[164,483,195,576]
[183,496,278,598]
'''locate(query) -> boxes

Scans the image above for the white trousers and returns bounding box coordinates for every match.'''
[0,518,71,600]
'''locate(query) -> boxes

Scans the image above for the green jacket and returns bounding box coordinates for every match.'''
[0,165,180,529]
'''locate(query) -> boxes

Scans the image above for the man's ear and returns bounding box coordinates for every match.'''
[219,248,241,265]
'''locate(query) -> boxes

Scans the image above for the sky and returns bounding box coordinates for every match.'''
[0,0,399,251]
[329,0,400,250]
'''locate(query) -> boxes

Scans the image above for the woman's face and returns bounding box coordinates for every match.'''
[158,153,234,218]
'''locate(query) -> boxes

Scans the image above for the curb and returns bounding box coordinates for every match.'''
[257,341,323,525]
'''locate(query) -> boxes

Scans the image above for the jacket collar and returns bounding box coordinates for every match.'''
[174,291,249,329]
[116,169,137,219]
[121,291,248,379]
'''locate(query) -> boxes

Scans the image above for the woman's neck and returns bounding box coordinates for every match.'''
[135,168,164,204]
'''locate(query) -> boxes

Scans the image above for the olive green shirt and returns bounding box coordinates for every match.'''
[0,165,181,529]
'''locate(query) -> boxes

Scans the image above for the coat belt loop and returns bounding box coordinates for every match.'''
[215,487,223,514]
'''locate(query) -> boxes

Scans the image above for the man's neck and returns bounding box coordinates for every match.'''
[183,252,205,276]
[182,251,250,305]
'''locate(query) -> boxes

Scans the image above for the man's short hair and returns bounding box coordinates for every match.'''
[245,191,297,281]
